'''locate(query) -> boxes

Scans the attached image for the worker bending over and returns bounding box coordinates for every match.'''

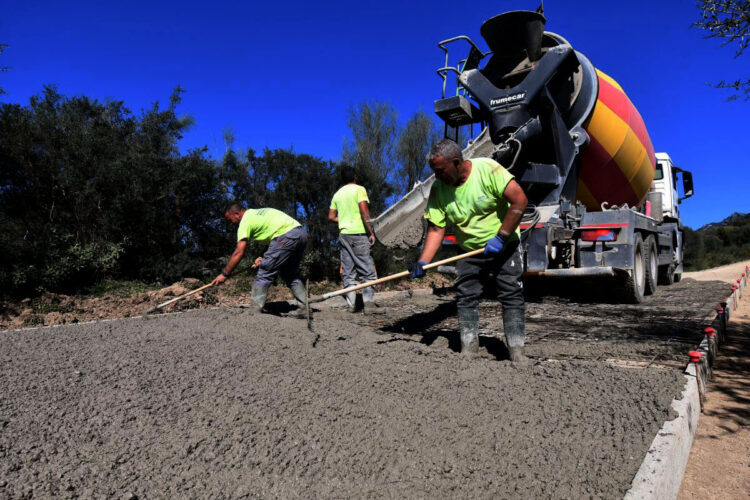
[213,203,308,316]
[328,166,383,314]
[409,139,529,361]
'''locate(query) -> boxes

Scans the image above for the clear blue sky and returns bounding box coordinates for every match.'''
[2,0,747,228]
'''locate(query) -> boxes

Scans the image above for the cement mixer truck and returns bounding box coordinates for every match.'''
[372,7,694,303]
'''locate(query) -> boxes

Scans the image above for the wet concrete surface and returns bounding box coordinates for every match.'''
[0,277,728,498]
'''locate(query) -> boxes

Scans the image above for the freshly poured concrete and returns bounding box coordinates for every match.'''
[1,307,685,498]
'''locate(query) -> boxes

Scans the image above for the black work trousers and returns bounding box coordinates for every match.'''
[455,240,524,311]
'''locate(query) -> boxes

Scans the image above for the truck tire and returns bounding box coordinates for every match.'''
[674,272,682,283]
[644,235,658,296]
[658,263,675,286]
[621,233,646,303]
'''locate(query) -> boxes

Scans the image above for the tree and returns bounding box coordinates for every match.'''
[694,0,750,100]
[395,110,440,195]
[0,85,227,295]
[342,102,398,214]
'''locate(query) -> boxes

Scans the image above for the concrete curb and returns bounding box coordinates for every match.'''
[624,365,700,499]
[624,264,748,499]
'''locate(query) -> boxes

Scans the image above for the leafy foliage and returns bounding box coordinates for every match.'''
[342,102,399,214]
[396,110,441,195]
[694,0,750,100]
[684,213,750,270]
[0,86,441,297]
[0,86,227,294]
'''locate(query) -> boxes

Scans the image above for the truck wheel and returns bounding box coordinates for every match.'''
[621,233,646,303]
[674,272,682,283]
[658,263,675,286]
[644,235,658,295]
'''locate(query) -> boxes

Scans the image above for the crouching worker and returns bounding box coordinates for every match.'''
[408,139,529,361]
[213,203,308,316]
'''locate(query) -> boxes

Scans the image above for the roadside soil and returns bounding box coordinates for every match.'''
[0,275,453,331]
[678,261,750,500]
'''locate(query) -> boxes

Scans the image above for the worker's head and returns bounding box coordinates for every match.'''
[427,139,463,186]
[340,165,357,185]
[224,202,245,225]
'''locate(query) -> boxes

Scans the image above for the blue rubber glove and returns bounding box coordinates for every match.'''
[484,234,506,256]
[408,260,427,279]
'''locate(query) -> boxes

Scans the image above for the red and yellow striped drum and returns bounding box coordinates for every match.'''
[577,69,656,211]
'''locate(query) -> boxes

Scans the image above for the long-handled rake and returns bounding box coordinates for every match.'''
[305,248,485,332]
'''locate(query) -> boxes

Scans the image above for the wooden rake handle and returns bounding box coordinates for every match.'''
[145,282,215,314]
[311,248,484,303]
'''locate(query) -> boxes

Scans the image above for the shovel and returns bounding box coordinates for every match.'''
[308,248,485,305]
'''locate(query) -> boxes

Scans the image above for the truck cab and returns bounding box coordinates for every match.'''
[651,153,694,222]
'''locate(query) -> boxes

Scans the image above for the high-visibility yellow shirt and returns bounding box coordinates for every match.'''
[330,184,369,235]
[237,208,301,244]
[425,158,519,251]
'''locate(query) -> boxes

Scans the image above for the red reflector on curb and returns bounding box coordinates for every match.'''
[704,327,716,338]
[716,306,724,313]
[581,229,618,242]
[732,285,738,290]
[688,351,703,363]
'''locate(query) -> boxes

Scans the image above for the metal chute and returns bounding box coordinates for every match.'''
[371,128,495,248]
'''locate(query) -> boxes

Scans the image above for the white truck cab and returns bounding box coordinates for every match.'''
[652,152,694,221]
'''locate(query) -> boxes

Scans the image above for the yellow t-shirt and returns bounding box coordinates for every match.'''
[425,158,519,251]
[237,208,301,244]
[330,184,369,235]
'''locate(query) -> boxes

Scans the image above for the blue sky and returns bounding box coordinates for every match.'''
[2,0,747,228]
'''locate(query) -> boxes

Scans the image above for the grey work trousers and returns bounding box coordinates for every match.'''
[339,233,377,303]
[255,226,308,288]
[455,239,524,311]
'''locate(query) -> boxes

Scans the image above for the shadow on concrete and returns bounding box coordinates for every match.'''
[378,301,514,360]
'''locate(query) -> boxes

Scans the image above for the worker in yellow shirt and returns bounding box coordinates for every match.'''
[213,203,308,316]
[408,139,529,361]
[328,166,383,314]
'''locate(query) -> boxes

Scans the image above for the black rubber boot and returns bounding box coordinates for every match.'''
[363,301,385,315]
[289,281,308,319]
[345,292,357,313]
[458,307,480,357]
[503,307,529,364]
[251,283,269,314]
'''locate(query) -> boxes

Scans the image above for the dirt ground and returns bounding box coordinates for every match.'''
[678,261,750,500]
[0,265,740,498]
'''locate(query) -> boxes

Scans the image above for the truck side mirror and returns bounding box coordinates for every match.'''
[679,171,694,202]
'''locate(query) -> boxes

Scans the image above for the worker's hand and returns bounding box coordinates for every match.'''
[368,234,376,247]
[212,274,228,286]
[408,260,427,279]
[252,257,262,269]
[484,234,506,256]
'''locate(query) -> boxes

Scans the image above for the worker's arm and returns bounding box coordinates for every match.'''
[358,200,376,246]
[328,209,338,223]
[212,239,247,285]
[497,179,528,238]
[409,222,444,279]
[418,222,446,264]
[484,179,528,256]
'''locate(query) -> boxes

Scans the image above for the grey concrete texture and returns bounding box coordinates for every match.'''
[625,364,701,500]
[1,306,686,498]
